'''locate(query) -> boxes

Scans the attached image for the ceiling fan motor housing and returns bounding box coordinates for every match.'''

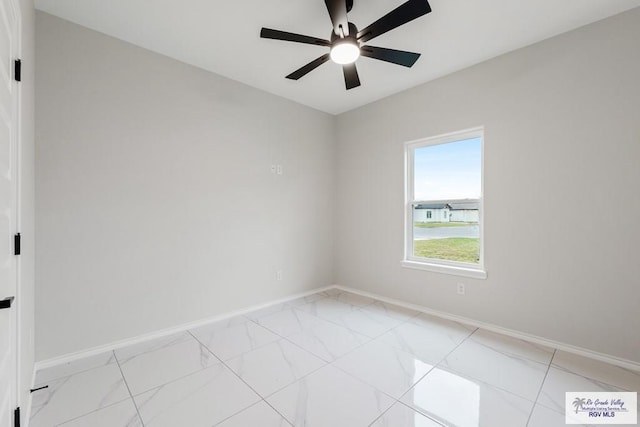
[330,22,359,44]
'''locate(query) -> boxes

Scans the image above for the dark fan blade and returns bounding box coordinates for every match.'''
[260,28,331,47]
[360,45,421,67]
[286,54,331,80]
[342,63,361,90]
[357,0,431,43]
[325,0,349,36]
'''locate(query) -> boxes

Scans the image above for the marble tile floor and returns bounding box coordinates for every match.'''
[29,289,640,427]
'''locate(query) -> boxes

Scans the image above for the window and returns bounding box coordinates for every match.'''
[403,127,486,279]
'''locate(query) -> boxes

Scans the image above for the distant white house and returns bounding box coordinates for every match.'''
[448,202,480,223]
[414,203,449,223]
[414,201,479,223]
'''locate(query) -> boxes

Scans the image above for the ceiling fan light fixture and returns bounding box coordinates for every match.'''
[330,39,360,64]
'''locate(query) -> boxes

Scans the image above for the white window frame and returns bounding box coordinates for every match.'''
[402,127,487,279]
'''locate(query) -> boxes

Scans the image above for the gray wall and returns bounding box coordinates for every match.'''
[335,8,640,362]
[35,12,335,360]
[19,0,35,422]
[35,8,640,364]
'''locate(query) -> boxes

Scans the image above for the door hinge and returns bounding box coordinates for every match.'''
[14,407,20,427]
[14,233,20,255]
[14,59,21,82]
[0,296,14,310]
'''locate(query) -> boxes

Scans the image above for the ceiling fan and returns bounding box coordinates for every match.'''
[260,0,432,90]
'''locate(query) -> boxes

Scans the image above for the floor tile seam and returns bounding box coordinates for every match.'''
[396,400,447,427]
[114,334,196,365]
[405,311,482,339]
[243,314,294,341]
[40,323,300,391]
[184,330,283,425]
[526,349,556,427]
[336,307,415,336]
[400,369,539,425]
[356,304,422,324]
[284,316,377,363]
[324,360,400,402]
[317,373,398,427]
[33,357,120,387]
[232,328,333,369]
[114,349,147,427]
[328,335,442,393]
[433,361,541,405]
[403,402,458,427]
[397,316,478,341]
[368,314,424,338]
[533,371,637,417]
[551,353,640,376]
[366,400,448,427]
[466,332,556,366]
[192,331,295,427]
[210,400,293,427]
[330,352,436,403]
[361,298,428,321]
[48,396,133,427]
[286,295,331,308]
[439,323,551,374]
[198,323,330,399]
[436,324,478,358]
[341,301,378,310]
[188,323,285,363]
[330,294,377,307]
[290,304,401,341]
[249,296,417,342]
[259,362,328,400]
[230,338,391,415]
[275,305,374,343]
[304,311,400,340]
[395,327,477,404]
[245,306,356,345]
[36,331,214,388]
[188,328,300,425]
[253,309,403,348]
[364,400,400,427]
[322,296,377,313]
[547,363,637,392]
[242,295,331,322]
[114,331,228,399]
[533,396,618,420]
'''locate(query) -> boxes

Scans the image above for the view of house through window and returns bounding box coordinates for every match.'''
[406,129,483,268]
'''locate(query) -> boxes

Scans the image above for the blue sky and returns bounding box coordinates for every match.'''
[414,137,482,200]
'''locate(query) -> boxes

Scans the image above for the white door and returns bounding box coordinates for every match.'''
[0,0,20,425]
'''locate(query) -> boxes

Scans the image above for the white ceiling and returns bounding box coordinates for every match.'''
[34,0,640,115]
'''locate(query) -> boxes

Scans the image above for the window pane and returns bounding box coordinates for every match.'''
[414,137,481,200]
[411,135,482,265]
[413,205,480,263]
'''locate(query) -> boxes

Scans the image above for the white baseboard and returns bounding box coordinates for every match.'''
[333,285,640,372]
[34,283,639,376]
[34,285,335,371]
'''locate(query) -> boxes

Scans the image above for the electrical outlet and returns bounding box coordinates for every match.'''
[270,165,277,174]
[457,283,465,295]
[276,270,283,281]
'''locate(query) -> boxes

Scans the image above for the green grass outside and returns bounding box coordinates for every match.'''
[413,222,478,228]
[414,238,479,263]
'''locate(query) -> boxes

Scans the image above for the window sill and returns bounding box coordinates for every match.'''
[401,260,487,280]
